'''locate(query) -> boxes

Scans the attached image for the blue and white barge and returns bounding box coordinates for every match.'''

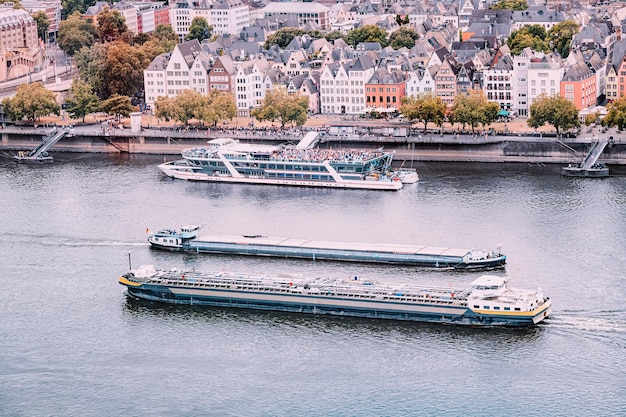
[119,266,551,327]
[148,226,506,271]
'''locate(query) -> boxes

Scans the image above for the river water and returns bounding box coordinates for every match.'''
[1,154,625,416]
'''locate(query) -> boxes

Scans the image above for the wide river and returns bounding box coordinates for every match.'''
[1,154,624,416]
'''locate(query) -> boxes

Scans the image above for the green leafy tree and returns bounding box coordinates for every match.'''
[168,90,206,125]
[185,17,212,42]
[506,25,549,56]
[388,27,420,50]
[177,89,205,124]
[97,7,129,43]
[251,89,309,128]
[198,89,237,126]
[103,41,146,99]
[75,43,108,99]
[306,30,324,40]
[264,28,306,49]
[345,25,389,47]
[58,11,97,56]
[133,33,151,46]
[584,113,599,126]
[148,24,179,51]
[451,92,501,133]
[33,11,50,42]
[490,0,528,10]
[528,94,580,137]
[547,20,580,59]
[65,80,100,122]
[400,93,446,133]
[154,96,177,123]
[601,97,626,130]
[101,94,135,120]
[61,0,95,17]
[324,30,344,42]
[1,82,60,123]
[136,25,178,64]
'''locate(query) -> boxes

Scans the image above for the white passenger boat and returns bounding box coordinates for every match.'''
[158,134,403,191]
[119,266,551,327]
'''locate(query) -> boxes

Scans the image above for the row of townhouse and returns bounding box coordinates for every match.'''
[145,33,615,121]
[141,0,626,119]
[85,1,171,35]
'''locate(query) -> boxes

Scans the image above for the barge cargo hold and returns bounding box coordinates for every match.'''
[119,266,551,327]
[148,226,506,270]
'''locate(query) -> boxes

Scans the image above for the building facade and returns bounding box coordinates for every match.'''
[0,7,41,82]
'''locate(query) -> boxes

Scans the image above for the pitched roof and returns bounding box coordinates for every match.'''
[177,40,204,69]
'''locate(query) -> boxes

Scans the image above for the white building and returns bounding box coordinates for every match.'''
[169,0,250,41]
[261,2,330,30]
[319,55,374,115]
[234,57,272,117]
[512,48,564,117]
[144,40,209,109]
[484,55,515,113]
[404,67,436,98]
[115,1,139,34]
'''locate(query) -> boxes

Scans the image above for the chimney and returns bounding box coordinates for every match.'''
[618,26,622,42]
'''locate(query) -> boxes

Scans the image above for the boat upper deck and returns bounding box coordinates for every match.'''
[182,141,388,164]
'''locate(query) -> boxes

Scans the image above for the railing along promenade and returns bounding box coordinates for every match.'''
[1,122,626,166]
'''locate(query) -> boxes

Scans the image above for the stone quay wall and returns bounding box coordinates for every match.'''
[2,126,626,165]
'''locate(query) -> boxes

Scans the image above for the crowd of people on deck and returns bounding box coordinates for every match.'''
[273,148,384,163]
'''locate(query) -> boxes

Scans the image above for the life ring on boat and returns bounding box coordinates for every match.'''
[393,177,400,181]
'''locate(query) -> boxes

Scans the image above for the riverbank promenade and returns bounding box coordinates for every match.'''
[1,113,625,165]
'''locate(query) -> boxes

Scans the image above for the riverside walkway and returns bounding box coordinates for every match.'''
[1,118,625,165]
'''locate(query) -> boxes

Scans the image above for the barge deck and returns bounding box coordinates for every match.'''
[148,226,506,270]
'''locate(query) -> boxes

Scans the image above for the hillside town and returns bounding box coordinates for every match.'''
[2,0,626,125]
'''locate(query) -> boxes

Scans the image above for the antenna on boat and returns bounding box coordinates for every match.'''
[127,251,134,271]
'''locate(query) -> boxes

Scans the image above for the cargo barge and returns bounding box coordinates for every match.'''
[119,265,551,326]
[148,226,506,270]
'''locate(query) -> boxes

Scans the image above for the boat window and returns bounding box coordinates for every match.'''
[514,308,521,311]
[493,306,500,310]
[483,306,490,309]
[504,307,510,311]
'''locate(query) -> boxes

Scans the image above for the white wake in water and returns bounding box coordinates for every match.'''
[547,311,626,334]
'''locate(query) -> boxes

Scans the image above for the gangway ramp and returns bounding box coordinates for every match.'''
[14,128,68,164]
[296,131,320,149]
[580,138,608,169]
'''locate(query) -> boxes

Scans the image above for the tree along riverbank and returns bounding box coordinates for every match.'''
[1,124,626,165]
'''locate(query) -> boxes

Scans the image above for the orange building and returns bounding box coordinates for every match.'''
[560,62,596,110]
[365,68,407,111]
